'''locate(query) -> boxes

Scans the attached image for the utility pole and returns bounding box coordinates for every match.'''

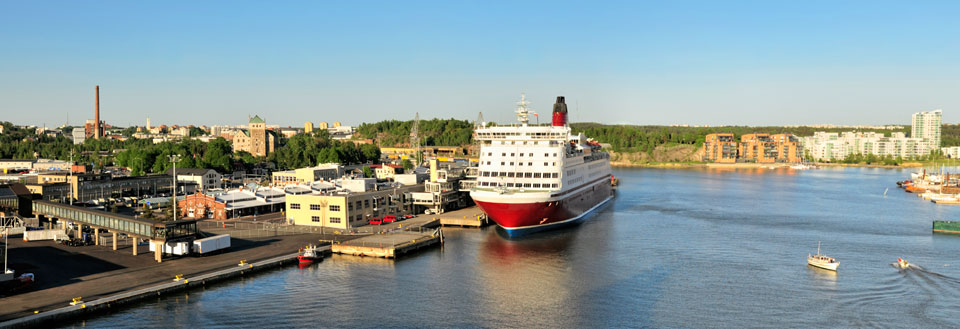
[69,150,74,206]
[4,228,9,275]
[168,154,181,221]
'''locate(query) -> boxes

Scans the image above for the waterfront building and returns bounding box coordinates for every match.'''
[167,168,222,192]
[801,131,926,161]
[738,134,778,163]
[232,115,278,157]
[178,188,285,220]
[942,146,960,159]
[913,109,942,150]
[284,179,423,229]
[271,164,344,186]
[702,133,738,163]
[769,134,803,163]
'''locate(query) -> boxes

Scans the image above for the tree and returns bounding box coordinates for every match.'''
[362,166,374,178]
[401,159,414,171]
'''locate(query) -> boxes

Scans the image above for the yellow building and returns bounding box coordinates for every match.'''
[318,122,329,129]
[305,121,314,133]
[285,183,423,229]
[333,121,341,128]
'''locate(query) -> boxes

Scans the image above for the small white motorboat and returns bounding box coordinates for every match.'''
[897,258,910,269]
[807,241,839,271]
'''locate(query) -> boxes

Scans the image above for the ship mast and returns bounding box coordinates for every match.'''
[515,93,531,126]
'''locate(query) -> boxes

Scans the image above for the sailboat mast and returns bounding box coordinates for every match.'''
[817,241,821,255]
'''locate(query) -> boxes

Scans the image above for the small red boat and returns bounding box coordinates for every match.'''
[298,246,321,264]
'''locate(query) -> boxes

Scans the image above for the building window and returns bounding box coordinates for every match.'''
[528,153,533,157]
[330,217,341,224]
[519,153,524,157]
[330,205,341,212]
[544,162,548,166]
[356,201,362,209]
[528,162,532,166]
[291,203,301,210]
[364,200,370,208]
[534,173,542,178]
[310,204,322,210]
[510,153,515,156]
[348,203,353,211]
[311,216,320,223]
[544,153,549,157]
[519,162,524,166]
[552,183,558,188]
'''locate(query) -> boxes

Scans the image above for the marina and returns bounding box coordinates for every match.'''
[331,229,442,258]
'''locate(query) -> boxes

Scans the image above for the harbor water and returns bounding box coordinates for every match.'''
[64,167,960,328]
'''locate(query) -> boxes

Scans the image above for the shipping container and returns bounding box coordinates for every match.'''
[192,234,231,255]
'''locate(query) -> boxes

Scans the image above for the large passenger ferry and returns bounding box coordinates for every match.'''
[470,95,614,236]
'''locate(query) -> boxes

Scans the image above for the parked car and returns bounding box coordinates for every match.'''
[403,215,415,220]
[383,216,396,223]
[368,218,383,225]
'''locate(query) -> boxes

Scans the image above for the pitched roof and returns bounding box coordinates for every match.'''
[249,115,265,124]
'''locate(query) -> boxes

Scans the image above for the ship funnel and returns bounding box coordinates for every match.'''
[552,96,568,126]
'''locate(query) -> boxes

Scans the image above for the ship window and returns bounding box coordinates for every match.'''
[519,162,524,166]
[552,184,558,188]
[529,153,533,157]
[487,161,491,165]
[534,173,542,178]
[501,162,505,165]
[553,153,557,157]
[524,173,532,178]
[519,153,524,157]
[508,172,515,177]
[545,153,549,157]
[502,153,506,156]
[511,153,515,156]
[553,162,557,166]
[488,152,492,156]
[523,183,531,188]
[510,162,514,165]
[507,183,515,187]
[544,162,548,166]
[528,162,533,166]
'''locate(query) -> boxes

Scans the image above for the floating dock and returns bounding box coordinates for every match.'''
[332,230,442,258]
[933,220,960,234]
[437,207,489,228]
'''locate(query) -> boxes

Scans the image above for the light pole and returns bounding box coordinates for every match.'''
[69,150,74,206]
[168,154,181,221]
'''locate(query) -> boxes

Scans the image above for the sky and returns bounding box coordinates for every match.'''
[1,1,959,128]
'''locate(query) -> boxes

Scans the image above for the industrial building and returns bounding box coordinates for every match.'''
[167,168,222,192]
[178,188,285,220]
[24,172,183,203]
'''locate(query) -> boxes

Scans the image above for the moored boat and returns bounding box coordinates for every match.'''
[298,243,331,264]
[807,241,839,271]
[933,220,960,234]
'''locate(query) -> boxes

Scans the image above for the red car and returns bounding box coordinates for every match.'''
[368,218,382,225]
[383,216,396,223]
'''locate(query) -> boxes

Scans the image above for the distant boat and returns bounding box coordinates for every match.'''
[897,258,910,269]
[298,244,330,264]
[807,241,839,271]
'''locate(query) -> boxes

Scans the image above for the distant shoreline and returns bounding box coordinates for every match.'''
[610,162,925,169]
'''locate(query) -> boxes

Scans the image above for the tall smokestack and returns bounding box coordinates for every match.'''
[94,85,101,138]
[552,96,568,127]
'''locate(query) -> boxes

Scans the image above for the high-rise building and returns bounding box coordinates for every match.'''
[912,109,942,151]
[305,121,314,134]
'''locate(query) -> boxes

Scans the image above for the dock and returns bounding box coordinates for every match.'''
[436,206,489,227]
[933,220,960,234]
[332,229,442,258]
[0,252,308,329]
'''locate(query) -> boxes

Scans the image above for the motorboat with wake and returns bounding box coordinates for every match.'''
[897,258,910,269]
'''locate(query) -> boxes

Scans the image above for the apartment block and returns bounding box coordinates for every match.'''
[702,133,738,163]
[738,134,778,163]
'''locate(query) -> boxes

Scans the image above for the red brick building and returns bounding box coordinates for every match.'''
[179,192,227,220]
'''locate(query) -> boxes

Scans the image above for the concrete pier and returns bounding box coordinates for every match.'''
[332,230,442,258]
[437,206,488,227]
[0,253,303,329]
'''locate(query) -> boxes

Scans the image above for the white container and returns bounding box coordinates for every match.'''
[192,234,231,254]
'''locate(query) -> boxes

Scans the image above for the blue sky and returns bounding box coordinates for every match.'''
[1,1,958,127]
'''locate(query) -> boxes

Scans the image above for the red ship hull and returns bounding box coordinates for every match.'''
[474,179,613,236]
